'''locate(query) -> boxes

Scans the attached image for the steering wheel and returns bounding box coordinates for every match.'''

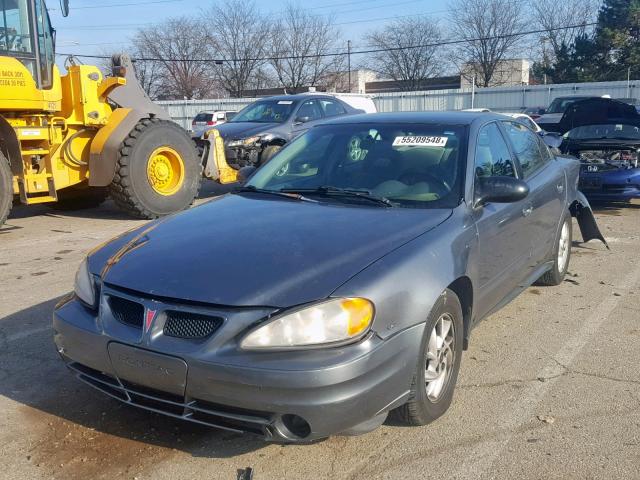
[398,170,450,197]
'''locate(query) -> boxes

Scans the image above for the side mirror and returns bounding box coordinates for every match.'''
[541,132,563,149]
[475,176,529,206]
[539,109,546,115]
[237,166,257,184]
[294,116,311,125]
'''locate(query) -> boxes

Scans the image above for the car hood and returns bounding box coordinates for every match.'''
[90,195,453,308]
[557,98,640,134]
[212,122,280,140]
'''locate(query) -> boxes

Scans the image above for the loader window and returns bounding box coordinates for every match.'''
[0,0,37,80]
[34,0,54,89]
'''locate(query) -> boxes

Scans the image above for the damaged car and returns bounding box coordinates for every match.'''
[200,93,372,168]
[557,97,640,202]
[53,112,606,443]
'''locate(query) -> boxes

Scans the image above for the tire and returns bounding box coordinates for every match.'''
[0,151,13,227]
[394,288,464,426]
[109,118,201,219]
[260,144,282,165]
[50,185,108,211]
[536,211,572,286]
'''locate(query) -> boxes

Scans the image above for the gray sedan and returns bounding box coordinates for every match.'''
[53,112,605,443]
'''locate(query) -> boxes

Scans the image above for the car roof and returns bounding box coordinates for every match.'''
[319,111,505,126]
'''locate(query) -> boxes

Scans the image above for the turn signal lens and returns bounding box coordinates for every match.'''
[342,298,374,336]
[241,298,374,350]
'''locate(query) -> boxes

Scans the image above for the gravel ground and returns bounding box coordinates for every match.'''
[0,185,638,480]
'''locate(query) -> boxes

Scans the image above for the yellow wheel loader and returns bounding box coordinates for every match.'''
[0,0,201,226]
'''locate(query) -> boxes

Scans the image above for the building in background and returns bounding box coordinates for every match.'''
[364,76,461,93]
[460,59,531,88]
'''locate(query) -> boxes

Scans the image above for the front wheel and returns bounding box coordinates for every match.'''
[394,289,464,426]
[536,212,572,286]
[109,118,201,219]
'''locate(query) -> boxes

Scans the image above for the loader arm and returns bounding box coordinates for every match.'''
[88,54,172,186]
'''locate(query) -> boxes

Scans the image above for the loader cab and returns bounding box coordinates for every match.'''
[0,0,56,89]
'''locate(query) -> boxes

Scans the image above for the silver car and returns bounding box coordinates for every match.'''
[191,110,237,138]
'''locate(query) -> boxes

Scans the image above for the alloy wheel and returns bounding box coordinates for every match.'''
[425,313,456,402]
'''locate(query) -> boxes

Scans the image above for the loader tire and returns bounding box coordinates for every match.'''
[109,118,201,219]
[50,185,108,211]
[0,151,12,227]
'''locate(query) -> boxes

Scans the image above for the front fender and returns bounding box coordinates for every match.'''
[570,191,609,249]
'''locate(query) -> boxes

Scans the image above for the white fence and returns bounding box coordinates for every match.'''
[158,79,639,130]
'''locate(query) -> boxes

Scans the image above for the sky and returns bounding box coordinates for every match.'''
[50,0,451,64]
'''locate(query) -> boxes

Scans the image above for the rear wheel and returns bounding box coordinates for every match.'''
[0,151,13,227]
[109,118,201,219]
[536,212,572,286]
[50,184,108,211]
[394,289,464,426]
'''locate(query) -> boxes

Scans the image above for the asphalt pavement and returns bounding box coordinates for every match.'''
[1,184,638,480]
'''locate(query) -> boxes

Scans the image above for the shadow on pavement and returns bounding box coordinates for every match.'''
[3,180,234,225]
[0,297,266,471]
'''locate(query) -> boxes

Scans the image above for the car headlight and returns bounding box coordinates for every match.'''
[241,298,374,350]
[74,258,97,308]
[228,135,262,148]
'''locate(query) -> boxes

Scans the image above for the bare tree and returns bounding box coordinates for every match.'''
[269,3,343,92]
[530,0,599,61]
[133,17,216,99]
[450,0,527,87]
[366,17,444,91]
[203,0,272,97]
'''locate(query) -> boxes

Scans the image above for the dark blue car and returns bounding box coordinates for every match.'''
[53,112,606,443]
[559,98,640,202]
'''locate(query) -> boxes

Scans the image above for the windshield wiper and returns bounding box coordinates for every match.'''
[280,186,396,207]
[234,185,315,202]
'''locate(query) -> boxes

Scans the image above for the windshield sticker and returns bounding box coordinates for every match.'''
[392,136,448,147]
[278,100,293,105]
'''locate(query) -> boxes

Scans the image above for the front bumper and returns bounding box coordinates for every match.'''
[579,168,640,201]
[53,292,423,442]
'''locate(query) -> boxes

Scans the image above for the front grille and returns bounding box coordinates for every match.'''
[108,296,144,328]
[163,311,223,339]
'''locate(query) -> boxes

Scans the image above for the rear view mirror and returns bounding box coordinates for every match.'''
[294,116,311,125]
[475,176,529,206]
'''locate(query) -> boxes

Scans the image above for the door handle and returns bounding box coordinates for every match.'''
[522,205,533,217]
[556,183,564,194]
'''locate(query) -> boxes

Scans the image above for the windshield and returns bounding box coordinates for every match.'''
[246,123,467,208]
[231,100,296,123]
[566,123,640,141]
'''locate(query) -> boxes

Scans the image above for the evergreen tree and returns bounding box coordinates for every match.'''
[545,0,640,82]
